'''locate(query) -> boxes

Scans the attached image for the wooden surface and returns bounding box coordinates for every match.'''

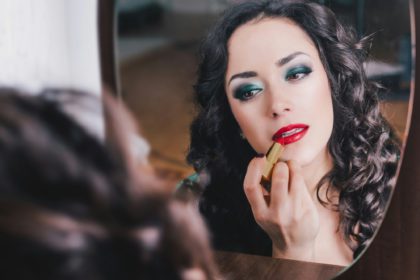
[215,251,344,280]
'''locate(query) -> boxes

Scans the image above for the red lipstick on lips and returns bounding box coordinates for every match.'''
[272,124,309,145]
[260,124,308,192]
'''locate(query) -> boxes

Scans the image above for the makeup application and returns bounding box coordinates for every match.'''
[260,141,284,192]
[225,18,334,192]
[260,124,310,191]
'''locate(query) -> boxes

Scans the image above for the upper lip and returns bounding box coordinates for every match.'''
[272,124,309,140]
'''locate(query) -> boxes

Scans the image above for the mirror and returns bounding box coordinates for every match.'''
[116,0,225,181]
[115,0,413,276]
[338,0,418,278]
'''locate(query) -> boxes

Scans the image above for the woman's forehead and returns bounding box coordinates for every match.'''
[226,18,320,75]
[228,17,317,58]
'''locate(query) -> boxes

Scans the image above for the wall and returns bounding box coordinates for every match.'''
[0,0,101,95]
[0,0,104,138]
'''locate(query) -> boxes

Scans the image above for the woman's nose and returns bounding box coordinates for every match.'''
[266,89,291,118]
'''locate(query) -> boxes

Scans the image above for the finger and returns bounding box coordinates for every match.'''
[269,161,290,209]
[243,157,269,216]
[261,185,269,196]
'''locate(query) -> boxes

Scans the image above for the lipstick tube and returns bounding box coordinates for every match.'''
[260,142,284,192]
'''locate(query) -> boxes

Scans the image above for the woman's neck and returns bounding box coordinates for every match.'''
[301,149,336,203]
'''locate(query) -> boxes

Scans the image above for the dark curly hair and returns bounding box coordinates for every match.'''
[186,0,401,259]
[0,88,218,280]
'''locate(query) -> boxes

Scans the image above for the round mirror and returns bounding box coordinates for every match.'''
[115,0,413,278]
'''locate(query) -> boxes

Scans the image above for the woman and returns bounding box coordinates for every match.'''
[0,88,218,280]
[184,0,400,266]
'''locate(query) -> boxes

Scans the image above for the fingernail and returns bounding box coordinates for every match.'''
[256,153,265,158]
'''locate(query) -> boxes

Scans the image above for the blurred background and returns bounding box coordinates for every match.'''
[116,0,412,184]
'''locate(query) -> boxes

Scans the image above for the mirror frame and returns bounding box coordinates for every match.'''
[338,0,418,278]
[98,0,118,96]
[99,1,419,278]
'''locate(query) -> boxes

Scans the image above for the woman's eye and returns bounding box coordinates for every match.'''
[234,86,262,101]
[285,66,312,81]
[287,72,305,80]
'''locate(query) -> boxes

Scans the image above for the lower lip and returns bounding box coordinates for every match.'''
[274,127,309,145]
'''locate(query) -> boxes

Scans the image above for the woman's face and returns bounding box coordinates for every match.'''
[225,18,334,167]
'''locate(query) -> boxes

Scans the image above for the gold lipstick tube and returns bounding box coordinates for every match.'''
[260,142,284,192]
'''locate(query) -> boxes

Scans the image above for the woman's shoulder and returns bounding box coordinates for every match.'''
[175,172,207,204]
[176,173,200,188]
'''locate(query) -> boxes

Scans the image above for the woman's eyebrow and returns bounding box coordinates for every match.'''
[227,52,310,86]
[228,71,257,86]
[276,51,309,66]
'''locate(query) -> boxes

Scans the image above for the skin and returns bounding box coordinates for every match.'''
[224,18,353,265]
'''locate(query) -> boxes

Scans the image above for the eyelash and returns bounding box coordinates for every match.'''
[285,66,312,81]
[233,86,263,101]
[232,66,312,101]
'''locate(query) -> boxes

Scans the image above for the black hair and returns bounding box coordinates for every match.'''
[0,88,218,279]
[186,0,400,258]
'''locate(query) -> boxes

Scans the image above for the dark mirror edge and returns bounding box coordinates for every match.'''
[337,0,418,278]
[98,0,119,96]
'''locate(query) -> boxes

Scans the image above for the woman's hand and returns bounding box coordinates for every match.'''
[243,157,320,261]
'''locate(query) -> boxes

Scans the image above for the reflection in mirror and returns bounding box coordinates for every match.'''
[116,0,411,275]
[117,0,224,181]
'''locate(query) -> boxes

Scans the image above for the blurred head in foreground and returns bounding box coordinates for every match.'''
[0,88,218,280]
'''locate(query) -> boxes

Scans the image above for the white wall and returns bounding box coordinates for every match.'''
[0,0,101,95]
[0,0,104,138]
[66,0,101,96]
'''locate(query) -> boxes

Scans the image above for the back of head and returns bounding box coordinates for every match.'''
[0,88,218,279]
